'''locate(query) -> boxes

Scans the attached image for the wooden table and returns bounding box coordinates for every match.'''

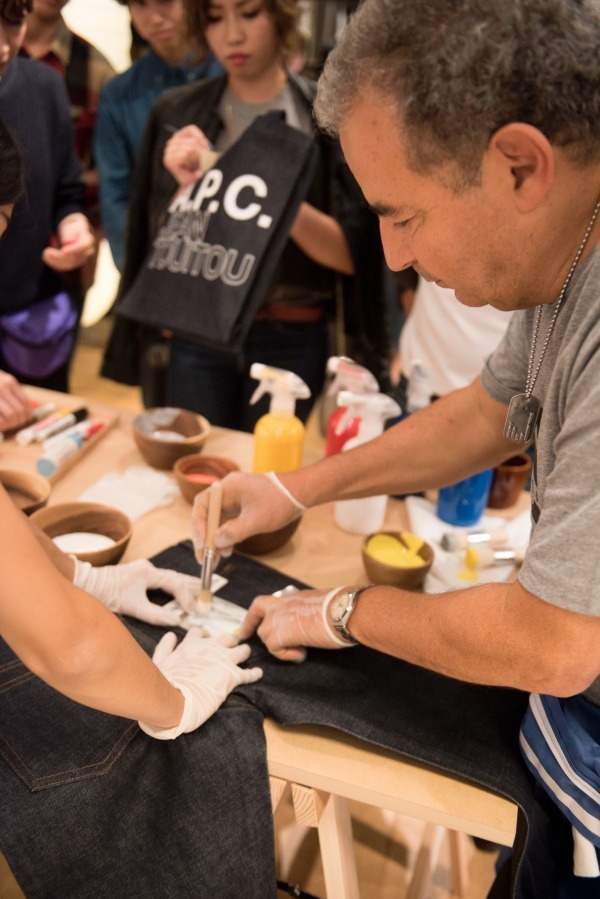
[1,390,518,899]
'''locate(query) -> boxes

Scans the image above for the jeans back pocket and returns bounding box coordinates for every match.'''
[0,633,146,792]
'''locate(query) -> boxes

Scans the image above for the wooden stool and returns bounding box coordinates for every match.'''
[271,775,469,899]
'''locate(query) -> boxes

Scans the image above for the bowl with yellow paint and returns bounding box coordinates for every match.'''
[361,530,434,590]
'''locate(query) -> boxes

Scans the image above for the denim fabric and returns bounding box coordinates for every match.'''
[166,318,329,431]
[152,541,535,899]
[0,618,276,898]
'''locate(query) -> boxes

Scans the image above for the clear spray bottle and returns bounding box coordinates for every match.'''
[249,363,311,473]
[324,356,379,456]
[334,390,401,534]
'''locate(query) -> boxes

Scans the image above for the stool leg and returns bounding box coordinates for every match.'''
[448,830,469,898]
[291,783,360,899]
[406,822,446,899]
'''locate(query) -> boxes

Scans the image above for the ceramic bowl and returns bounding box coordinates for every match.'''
[31,501,132,566]
[235,517,301,556]
[0,467,51,515]
[173,454,239,504]
[361,530,434,590]
[133,407,210,470]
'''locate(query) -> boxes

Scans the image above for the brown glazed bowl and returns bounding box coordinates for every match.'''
[235,517,301,556]
[133,407,210,470]
[361,530,434,591]
[488,452,532,509]
[31,501,132,566]
[0,467,51,515]
[173,454,240,504]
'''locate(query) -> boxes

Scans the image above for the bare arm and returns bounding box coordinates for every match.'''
[241,576,600,696]
[194,376,527,552]
[0,486,183,728]
[289,202,354,275]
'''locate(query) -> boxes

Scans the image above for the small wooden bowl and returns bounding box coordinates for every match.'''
[133,407,210,470]
[362,531,434,591]
[235,517,301,556]
[0,467,51,515]
[173,454,239,504]
[31,501,132,566]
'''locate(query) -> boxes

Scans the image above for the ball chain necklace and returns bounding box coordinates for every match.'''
[504,196,600,443]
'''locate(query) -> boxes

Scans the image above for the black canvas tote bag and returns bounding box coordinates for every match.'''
[117,112,317,353]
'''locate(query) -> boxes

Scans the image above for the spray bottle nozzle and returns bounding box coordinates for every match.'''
[249,363,311,417]
[326,356,379,396]
[335,390,401,437]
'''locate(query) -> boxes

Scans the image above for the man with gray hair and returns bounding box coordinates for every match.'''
[193,2,600,893]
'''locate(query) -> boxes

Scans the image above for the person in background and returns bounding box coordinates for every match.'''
[394,277,512,407]
[193,1,600,895]
[0,118,32,432]
[101,0,390,429]
[21,0,115,262]
[0,0,95,392]
[0,111,261,743]
[95,0,222,272]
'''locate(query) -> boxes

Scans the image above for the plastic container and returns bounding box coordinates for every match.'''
[249,363,310,474]
[436,469,494,527]
[324,356,379,455]
[334,390,401,534]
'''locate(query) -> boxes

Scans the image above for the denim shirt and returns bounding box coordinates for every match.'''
[95,49,223,270]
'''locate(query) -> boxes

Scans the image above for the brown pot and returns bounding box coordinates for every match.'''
[488,453,532,509]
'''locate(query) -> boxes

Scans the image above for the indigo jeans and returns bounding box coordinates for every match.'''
[165,317,329,431]
[0,620,276,899]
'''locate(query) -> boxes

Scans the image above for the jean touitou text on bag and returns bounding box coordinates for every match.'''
[117,112,317,353]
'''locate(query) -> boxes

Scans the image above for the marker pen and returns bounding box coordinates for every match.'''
[36,421,103,477]
[33,408,88,443]
[42,419,103,451]
[15,407,64,446]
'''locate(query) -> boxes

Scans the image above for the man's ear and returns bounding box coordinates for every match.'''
[489,123,554,212]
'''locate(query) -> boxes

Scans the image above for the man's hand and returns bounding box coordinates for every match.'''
[0,371,32,431]
[163,125,218,187]
[192,471,304,559]
[139,630,263,739]
[42,213,95,272]
[72,558,203,626]
[239,588,353,663]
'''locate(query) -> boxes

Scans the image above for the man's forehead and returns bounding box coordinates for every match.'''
[1,0,32,25]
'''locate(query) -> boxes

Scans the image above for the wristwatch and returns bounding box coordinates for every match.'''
[328,586,371,645]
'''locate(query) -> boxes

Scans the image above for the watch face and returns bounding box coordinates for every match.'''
[330,591,350,623]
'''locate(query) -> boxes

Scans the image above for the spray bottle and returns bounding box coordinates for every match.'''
[249,363,311,473]
[324,356,380,456]
[334,390,401,533]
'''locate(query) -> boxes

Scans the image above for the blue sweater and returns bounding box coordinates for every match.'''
[0,57,83,313]
[95,50,222,270]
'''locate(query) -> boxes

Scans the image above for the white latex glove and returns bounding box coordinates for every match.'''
[239,587,352,663]
[192,471,306,559]
[139,630,263,739]
[72,558,201,626]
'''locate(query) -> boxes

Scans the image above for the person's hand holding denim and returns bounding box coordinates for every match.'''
[138,631,263,739]
[240,588,353,663]
[72,558,200,626]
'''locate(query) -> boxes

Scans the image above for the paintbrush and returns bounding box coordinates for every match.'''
[193,481,223,617]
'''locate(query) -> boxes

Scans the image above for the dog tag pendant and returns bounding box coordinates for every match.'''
[504,394,540,443]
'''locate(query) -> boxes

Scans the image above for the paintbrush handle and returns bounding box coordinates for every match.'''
[205,481,223,551]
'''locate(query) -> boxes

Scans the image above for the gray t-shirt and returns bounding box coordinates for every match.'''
[215,84,313,152]
[482,245,600,703]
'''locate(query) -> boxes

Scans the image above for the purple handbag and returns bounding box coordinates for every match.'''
[0,291,78,379]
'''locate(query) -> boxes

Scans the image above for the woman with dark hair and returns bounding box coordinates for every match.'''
[102,0,390,430]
